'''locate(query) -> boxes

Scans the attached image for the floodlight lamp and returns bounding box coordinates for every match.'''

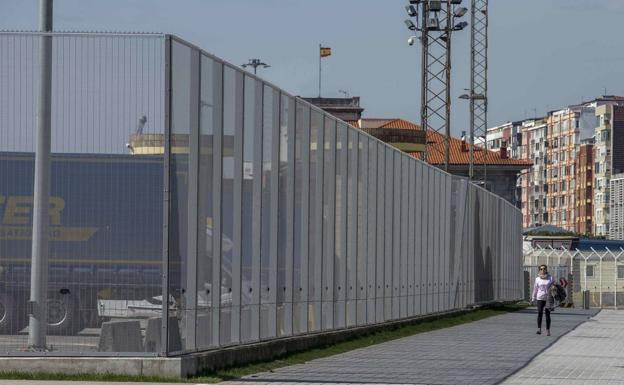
[428,1,442,12]
[404,19,417,31]
[459,94,470,100]
[405,5,418,17]
[450,0,462,4]
[453,21,468,30]
[408,36,418,46]
[428,17,440,30]
[453,7,468,18]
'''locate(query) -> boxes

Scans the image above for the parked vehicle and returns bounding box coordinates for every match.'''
[0,152,164,335]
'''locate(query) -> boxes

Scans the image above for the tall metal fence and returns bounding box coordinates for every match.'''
[524,246,624,308]
[0,32,523,357]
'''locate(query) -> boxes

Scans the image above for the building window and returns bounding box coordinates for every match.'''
[618,265,624,279]
[586,265,594,277]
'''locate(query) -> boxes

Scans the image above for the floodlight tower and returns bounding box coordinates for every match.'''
[470,0,488,186]
[405,0,468,172]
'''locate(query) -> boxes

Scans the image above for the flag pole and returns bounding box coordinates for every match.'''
[318,44,322,98]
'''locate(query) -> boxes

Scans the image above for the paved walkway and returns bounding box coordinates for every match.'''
[0,307,602,385]
[502,309,624,385]
[224,307,596,385]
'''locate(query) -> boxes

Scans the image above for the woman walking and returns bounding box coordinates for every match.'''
[532,264,555,336]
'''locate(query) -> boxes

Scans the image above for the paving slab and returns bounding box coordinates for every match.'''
[221,308,596,385]
[502,309,624,385]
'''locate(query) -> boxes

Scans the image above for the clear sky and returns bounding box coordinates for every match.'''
[2,0,624,135]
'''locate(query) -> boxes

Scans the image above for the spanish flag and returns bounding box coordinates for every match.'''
[320,46,332,58]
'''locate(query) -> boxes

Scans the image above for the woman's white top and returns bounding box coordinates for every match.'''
[532,274,554,301]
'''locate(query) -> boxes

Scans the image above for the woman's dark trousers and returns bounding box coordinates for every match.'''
[536,300,551,329]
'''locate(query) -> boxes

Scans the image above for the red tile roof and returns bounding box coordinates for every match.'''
[347,118,421,130]
[348,118,533,167]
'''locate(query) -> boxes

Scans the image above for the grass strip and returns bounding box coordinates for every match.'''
[0,303,527,383]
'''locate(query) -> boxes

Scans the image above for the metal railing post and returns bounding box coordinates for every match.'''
[161,34,172,355]
[599,255,603,308]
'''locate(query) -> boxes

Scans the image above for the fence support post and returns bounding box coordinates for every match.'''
[599,255,603,308]
[614,252,618,310]
[29,0,53,351]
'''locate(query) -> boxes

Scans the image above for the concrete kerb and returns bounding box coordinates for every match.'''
[0,302,514,379]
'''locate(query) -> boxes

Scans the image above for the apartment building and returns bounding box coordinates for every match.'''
[610,174,624,240]
[594,105,612,236]
[545,109,579,231]
[516,103,596,232]
[517,118,548,228]
[575,140,594,236]
[507,96,624,234]
[487,121,523,158]
[594,104,624,237]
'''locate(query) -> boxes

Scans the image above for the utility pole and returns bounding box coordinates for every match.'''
[470,0,488,186]
[29,0,53,350]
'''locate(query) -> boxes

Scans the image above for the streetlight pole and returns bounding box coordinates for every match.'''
[29,0,53,350]
[241,58,270,76]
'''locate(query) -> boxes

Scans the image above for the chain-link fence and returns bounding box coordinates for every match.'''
[524,246,624,308]
[0,31,524,357]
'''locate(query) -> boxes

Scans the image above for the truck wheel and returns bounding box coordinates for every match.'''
[47,293,81,335]
[0,292,24,334]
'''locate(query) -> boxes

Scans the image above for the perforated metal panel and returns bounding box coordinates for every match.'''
[0,32,523,357]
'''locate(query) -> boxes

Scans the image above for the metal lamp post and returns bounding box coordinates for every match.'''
[241,58,270,75]
[29,0,53,350]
